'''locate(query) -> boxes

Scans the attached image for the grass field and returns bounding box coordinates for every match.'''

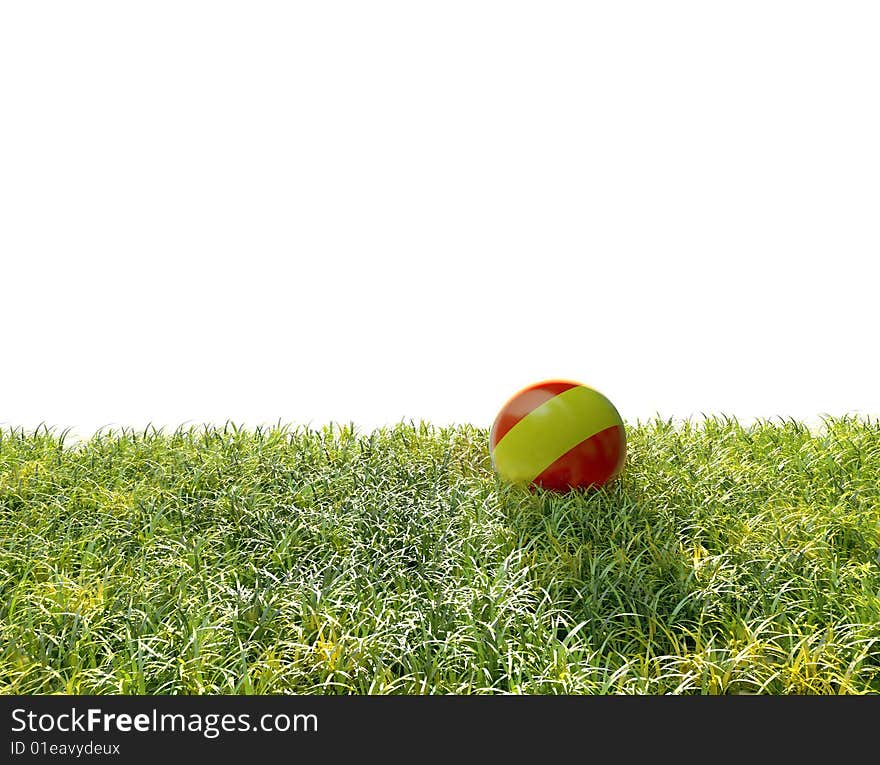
[1,417,879,694]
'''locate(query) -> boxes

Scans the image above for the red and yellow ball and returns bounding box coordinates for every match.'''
[489,379,626,492]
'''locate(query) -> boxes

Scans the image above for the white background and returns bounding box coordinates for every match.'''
[2,2,878,437]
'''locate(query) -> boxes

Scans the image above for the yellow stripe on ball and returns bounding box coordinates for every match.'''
[491,385,623,484]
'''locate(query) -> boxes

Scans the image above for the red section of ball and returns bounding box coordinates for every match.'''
[488,380,578,451]
[532,424,626,492]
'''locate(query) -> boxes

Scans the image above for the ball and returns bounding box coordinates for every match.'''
[489,379,626,492]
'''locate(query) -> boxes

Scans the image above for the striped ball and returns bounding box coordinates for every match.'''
[489,380,626,492]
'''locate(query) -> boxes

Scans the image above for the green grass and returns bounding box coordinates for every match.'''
[1,417,879,694]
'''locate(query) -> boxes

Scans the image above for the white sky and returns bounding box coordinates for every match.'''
[2,2,878,438]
